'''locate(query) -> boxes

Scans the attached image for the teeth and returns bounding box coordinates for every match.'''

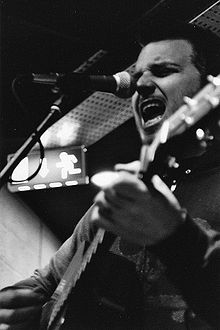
[144,115,162,127]
[145,103,160,107]
[140,98,166,126]
[142,101,164,110]
[142,103,161,111]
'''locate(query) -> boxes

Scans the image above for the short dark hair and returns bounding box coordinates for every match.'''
[136,19,220,85]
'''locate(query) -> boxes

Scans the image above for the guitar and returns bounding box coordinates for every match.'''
[40,74,220,330]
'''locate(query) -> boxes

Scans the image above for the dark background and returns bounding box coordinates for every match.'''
[0,0,217,240]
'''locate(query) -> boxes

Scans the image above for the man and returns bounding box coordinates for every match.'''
[1,21,220,329]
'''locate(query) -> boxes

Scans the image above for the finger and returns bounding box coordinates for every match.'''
[94,189,126,210]
[114,161,140,173]
[92,211,116,232]
[101,188,121,208]
[0,305,42,324]
[93,211,142,245]
[95,170,146,201]
[112,178,147,199]
[98,206,114,221]
[1,319,40,330]
[0,289,45,309]
[103,187,135,207]
[151,175,180,207]
[151,175,170,195]
[93,193,114,221]
[0,324,9,330]
[94,191,112,209]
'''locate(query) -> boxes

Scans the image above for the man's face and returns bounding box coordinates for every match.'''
[132,39,202,136]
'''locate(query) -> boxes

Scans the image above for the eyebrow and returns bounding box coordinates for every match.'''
[134,62,182,77]
[149,62,181,69]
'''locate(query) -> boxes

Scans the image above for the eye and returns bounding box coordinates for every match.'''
[152,67,179,77]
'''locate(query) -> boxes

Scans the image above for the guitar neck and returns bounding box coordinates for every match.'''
[46,227,115,330]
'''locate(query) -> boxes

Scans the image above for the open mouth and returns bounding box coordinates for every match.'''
[139,98,166,129]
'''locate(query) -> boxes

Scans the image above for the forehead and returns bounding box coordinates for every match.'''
[136,39,194,69]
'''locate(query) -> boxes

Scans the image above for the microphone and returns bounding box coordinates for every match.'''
[30,71,135,98]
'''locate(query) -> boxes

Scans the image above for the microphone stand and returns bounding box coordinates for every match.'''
[0,95,68,190]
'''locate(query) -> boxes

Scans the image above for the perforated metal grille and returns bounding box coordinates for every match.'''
[191,1,220,36]
[41,1,220,149]
[41,64,136,148]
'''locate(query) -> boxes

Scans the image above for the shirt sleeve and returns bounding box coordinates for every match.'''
[150,214,220,327]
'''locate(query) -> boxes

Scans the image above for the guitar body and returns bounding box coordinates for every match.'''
[40,252,144,330]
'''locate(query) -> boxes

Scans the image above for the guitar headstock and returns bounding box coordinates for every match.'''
[167,74,220,140]
[139,74,220,174]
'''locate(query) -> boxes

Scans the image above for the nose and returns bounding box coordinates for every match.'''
[136,81,156,98]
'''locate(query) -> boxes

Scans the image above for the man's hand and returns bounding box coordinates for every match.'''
[0,288,45,330]
[91,162,186,246]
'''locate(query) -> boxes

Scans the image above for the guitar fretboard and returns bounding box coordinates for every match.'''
[47,228,106,329]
